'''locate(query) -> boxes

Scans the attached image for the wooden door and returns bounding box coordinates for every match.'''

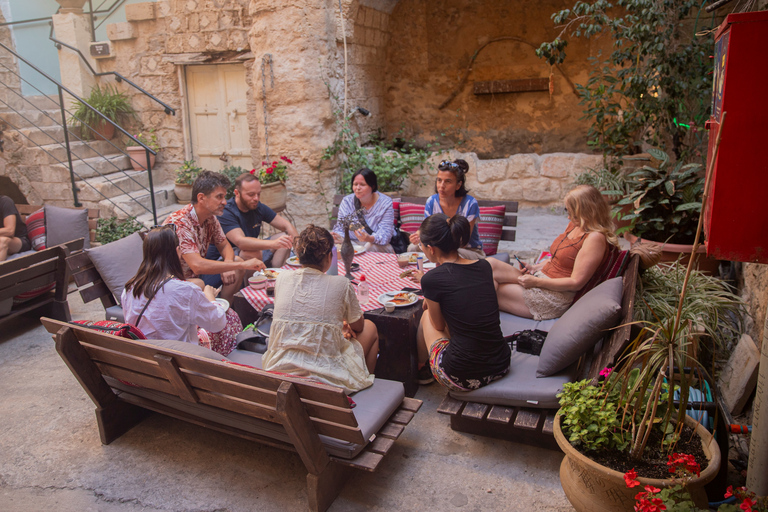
[185,64,251,171]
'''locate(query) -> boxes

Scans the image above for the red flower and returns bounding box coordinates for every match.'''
[266,167,274,174]
[644,485,661,494]
[741,497,755,512]
[272,161,278,165]
[667,453,700,477]
[725,486,734,498]
[280,156,293,164]
[624,469,640,488]
[261,161,269,166]
[250,169,256,175]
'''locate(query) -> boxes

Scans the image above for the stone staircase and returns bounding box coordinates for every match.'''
[1,94,184,225]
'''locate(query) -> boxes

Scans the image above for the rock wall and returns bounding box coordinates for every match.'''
[740,263,768,352]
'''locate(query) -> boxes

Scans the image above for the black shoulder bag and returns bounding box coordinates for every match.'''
[354,196,409,253]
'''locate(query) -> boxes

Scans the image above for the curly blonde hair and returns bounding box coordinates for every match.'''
[564,185,619,248]
[295,225,334,267]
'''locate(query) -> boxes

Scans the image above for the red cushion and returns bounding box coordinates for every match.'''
[70,320,147,340]
[572,247,629,304]
[392,200,401,226]
[25,208,46,251]
[477,205,506,256]
[399,202,425,233]
[13,283,55,304]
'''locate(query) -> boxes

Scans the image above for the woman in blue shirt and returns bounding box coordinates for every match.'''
[333,168,395,252]
[409,159,485,259]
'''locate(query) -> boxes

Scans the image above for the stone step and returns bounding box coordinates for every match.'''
[0,108,63,129]
[99,184,177,220]
[66,153,132,180]
[30,139,124,165]
[75,169,165,202]
[17,125,72,146]
[22,95,60,110]
[135,202,188,227]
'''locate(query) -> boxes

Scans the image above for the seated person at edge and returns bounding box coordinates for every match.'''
[487,184,619,321]
[409,159,485,260]
[122,227,241,356]
[163,171,266,304]
[206,172,299,269]
[416,213,510,391]
[332,168,395,253]
[262,225,379,394]
[0,195,31,262]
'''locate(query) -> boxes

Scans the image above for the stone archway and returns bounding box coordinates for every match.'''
[0,176,27,203]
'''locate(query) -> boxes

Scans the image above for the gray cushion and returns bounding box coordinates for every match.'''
[449,351,578,408]
[143,338,224,360]
[536,277,623,377]
[499,312,557,337]
[6,249,36,261]
[226,348,263,368]
[44,205,90,249]
[105,305,124,322]
[86,232,143,305]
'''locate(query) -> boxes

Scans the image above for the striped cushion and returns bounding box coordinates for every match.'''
[572,247,629,303]
[13,283,55,304]
[399,202,425,233]
[25,208,46,251]
[477,205,506,256]
[391,199,401,226]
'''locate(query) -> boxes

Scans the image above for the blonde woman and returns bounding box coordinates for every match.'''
[488,185,619,320]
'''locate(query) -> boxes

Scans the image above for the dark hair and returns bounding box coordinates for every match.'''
[192,171,230,203]
[419,213,470,254]
[295,225,334,267]
[235,172,259,191]
[124,227,185,299]
[351,167,378,193]
[436,159,469,197]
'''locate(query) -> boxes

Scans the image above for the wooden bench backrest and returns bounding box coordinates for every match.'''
[16,204,100,244]
[41,318,366,445]
[331,194,518,242]
[0,239,84,302]
[585,253,639,382]
[66,249,117,309]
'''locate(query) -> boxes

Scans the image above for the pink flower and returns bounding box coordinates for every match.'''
[599,367,613,378]
[624,469,640,488]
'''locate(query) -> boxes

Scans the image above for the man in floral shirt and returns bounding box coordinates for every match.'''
[163,171,265,303]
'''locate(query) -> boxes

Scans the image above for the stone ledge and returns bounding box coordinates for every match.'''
[125,2,156,22]
[106,22,135,41]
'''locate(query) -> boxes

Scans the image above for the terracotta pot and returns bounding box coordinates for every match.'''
[624,233,720,275]
[126,146,157,172]
[259,181,287,211]
[174,183,193,204]
[91,120,115,141]
[554,414,720,512]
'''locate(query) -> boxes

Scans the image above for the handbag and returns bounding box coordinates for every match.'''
[236,304,273,354]
[506,329,548,356]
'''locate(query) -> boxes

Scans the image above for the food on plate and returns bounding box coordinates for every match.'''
[408,253,420,263]
[263,269,280,279]
[399,269,415,279]
[286,256,300,266]
[391,292,416,305]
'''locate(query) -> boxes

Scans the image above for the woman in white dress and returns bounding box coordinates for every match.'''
[262,225,379,393]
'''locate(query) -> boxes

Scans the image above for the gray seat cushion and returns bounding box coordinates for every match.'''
[499,312,557,336]
[86,232,143,305]
[449,351,578,409]
[108,347,404,459]
[6,249,36,261]
[45,205,90,249]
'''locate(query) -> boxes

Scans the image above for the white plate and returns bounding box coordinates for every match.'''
[377,291,419,307]
[353,245,366,255]
[285,256,301,267]
[423,262,437,269]
[398,251,425,265]
[261,268,284,279]
[214,298,230,310]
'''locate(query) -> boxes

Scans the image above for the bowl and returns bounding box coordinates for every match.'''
[249,275,267,290]
[396,255,411,268]
[214,298,230,310]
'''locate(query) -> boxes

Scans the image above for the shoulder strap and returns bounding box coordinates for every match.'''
[353,196,374,235]
[135,276,174,328]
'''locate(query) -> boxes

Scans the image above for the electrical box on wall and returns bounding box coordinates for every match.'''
[704,11,768,264]
[89,42,112,59]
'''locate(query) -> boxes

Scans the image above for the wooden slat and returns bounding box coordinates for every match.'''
[155,354,198,403]
[378,421,405,439]
[79,281,114,304]
[0,272,55,299]
[400,397,422,413]
[67,251,95,273]
[72,266,103,288]
[333,450,383,472]
[275,382,330,475]
[473,78,549,95]
[389,409,415,425]
[461,402,489,420]
[97,362,176,395]
[542,412,557,436]
[0,247,59,275]
[437,395,464,415]
[513,408,542,431]
[487,405,515,424]
[83,344,166,380]
[366,435,395,455]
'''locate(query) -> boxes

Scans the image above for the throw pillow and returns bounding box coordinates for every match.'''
[391,199,401,226]
[572,247,630,304]
[70,320,147,340]
[85,232,144,305]
[44,205,90,249]
[536,277,623,377]
[477,205,506,256]
[25,208,46,251]
[399,202,425,233]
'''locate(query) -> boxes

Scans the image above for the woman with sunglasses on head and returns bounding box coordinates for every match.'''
[487,184,619,320]
[332,167,395,252]
[262,225,379,394]
[416,213,510,391]
[121,226,242,356]
[409,159,485,260]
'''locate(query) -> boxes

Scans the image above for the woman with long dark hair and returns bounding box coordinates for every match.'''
[122,226,241,355]
[416,213,510,391]
[262,225,379,393]
[409,159,485,259]
[332,167,395,252]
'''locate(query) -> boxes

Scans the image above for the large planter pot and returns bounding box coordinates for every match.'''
[174,183,193,204]
[91,120,115,141]
[624,233,720,275]
[260,181,287,211]
[126,146,157,172]
[554,414,720,512]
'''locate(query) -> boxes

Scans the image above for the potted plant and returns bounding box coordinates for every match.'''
[68,84,136,141]
[219,164,246,200]
[174,160,203,204]
[249,156,291,211]
[125,129,159,172]
[617,148,718,272]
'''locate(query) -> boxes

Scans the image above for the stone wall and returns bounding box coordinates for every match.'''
[740,264,768,352]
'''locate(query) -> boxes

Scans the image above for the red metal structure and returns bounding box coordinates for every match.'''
[704,11,768,264]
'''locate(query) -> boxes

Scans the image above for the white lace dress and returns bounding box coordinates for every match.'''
[261,267,374,393]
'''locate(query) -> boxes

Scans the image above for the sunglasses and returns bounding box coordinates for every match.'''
[150,223,177,232]
[438,160,460,171]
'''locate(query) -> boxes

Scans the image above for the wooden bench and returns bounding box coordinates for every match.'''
[436,255,640,450]
[332,194,519,243]
[0,238,84,327]
[66,248,124,321]
[41,318,422,512]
